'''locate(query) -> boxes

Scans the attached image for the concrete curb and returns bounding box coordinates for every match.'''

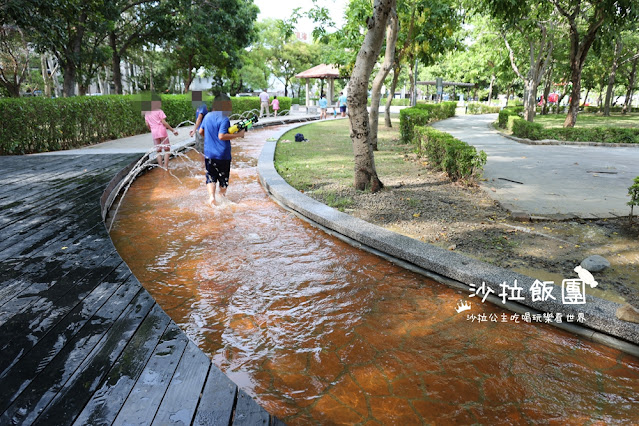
[501,131,639,148]
[257,121,639,358]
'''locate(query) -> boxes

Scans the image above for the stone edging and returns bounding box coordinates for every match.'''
[257,121,639,358]
[501,132,639,148]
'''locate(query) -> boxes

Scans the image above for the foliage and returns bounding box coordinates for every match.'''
[414,125,487,181]
[511,118,543,139]
[497,106,523,128]
[467,103,501,114]
[628,176,639,220]
[509,118,639,143]
[0,94,290,154]
[399,102,457,144]
[168,0,258,93]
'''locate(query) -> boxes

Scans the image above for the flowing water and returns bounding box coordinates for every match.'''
[109,125,639,424]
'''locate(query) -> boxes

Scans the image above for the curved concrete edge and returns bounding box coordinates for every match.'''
[257,121,639,358]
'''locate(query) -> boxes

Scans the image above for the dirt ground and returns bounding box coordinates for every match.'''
[304,149,639,312]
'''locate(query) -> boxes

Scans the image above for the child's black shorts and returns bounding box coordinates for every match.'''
[205,158,231,187]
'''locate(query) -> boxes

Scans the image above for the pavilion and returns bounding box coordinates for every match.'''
[295,64,347,107]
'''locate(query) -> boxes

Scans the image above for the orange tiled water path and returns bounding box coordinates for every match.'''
[109,127,639,424]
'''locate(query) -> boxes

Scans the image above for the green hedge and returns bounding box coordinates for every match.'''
[510,118,639,144]
[467,103,501,115]
[583,105,639,113]
[0,94,292,154]
[414,125,487,181]
[399,102,457,144]
[498,106,523,128]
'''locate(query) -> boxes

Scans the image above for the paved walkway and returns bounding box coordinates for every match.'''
[432,114,639,219]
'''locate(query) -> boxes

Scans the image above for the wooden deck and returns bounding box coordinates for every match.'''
[0,154,281,425]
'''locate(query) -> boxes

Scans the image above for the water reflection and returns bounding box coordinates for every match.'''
[110,126,639,424]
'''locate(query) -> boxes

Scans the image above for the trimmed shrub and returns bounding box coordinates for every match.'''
[414,125,487,182]
[511,119,544,140]
[507,115,521,131]
[467,103,501,115]
[509,121,639,144]
[0,94,292,154]
[498,106,523,128]
[399,101,457,144]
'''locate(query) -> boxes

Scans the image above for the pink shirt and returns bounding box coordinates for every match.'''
[145,110,168,139]
[271,99,280,110]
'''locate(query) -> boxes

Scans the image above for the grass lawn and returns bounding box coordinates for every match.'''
[535,112,639,129]
[274,116,408,201]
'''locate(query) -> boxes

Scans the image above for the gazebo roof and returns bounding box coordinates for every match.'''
[295,64,344,79]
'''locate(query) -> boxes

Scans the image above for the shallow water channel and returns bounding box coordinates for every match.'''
[109,125,639,424]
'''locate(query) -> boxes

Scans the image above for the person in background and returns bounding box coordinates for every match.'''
[199,94,246,207]
[338,91,348,117]
[259,89,270,118]
[189,91,208,150]
[318,93,328,119]
[144,97,178,170]
[270,96,280,117]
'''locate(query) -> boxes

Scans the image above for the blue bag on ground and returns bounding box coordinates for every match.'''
[295,133,307,142]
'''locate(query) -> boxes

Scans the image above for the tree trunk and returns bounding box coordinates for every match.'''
[408,55,416,106]
[622,58,638,114]
[348,0,396,192]
[487,74,495,104]
[62,62,76,97]
[541,64,553,115]
[561,8,604,127]
[604,37,622,116]
[110,32,123,95]
[370,8,398,151]
[385,62,401,127]
[41,54,52,98]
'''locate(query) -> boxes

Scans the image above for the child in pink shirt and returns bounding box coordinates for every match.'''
[270,96,280,117]
[144,100,178,169]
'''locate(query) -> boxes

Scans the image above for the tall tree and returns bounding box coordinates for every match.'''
[170,0,258,92]
[549,0,637,127]
[6,0,111,96]
[370,7,398,151]
[107,0,180,94]
[348,0,396,192]
[478,1,556,122]
[0,25,30,97]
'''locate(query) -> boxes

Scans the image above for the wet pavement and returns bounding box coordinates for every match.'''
[110,125,639,424]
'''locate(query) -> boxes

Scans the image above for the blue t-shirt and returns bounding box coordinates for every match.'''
[195,104,208,131]
[202,111,231,160]
[319,97,328,108]
[338,95,347,106]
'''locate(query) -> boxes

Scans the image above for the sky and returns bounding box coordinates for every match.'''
[253,0,347,35]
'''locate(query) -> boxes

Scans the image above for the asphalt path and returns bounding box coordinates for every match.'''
[432,113,639,219]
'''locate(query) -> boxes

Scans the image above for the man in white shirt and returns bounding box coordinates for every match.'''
[259,89,270,117]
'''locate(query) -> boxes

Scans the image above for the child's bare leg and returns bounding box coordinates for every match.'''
[156,152,164,168]
[163,152,170,169]
[207,182,217,206]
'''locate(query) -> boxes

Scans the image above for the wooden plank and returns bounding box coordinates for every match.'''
[40,304,172,426]
[0,223,110,308]
[0,262,130,380]
[0,201,104,261]
[193,365,238,426]
[0,288,154,423]
[152,342,211,426]
[232,389,270,426]
[112,322,190,426]
[0,182,104,229]
[0,249,121,326]
[71,304,174,426]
